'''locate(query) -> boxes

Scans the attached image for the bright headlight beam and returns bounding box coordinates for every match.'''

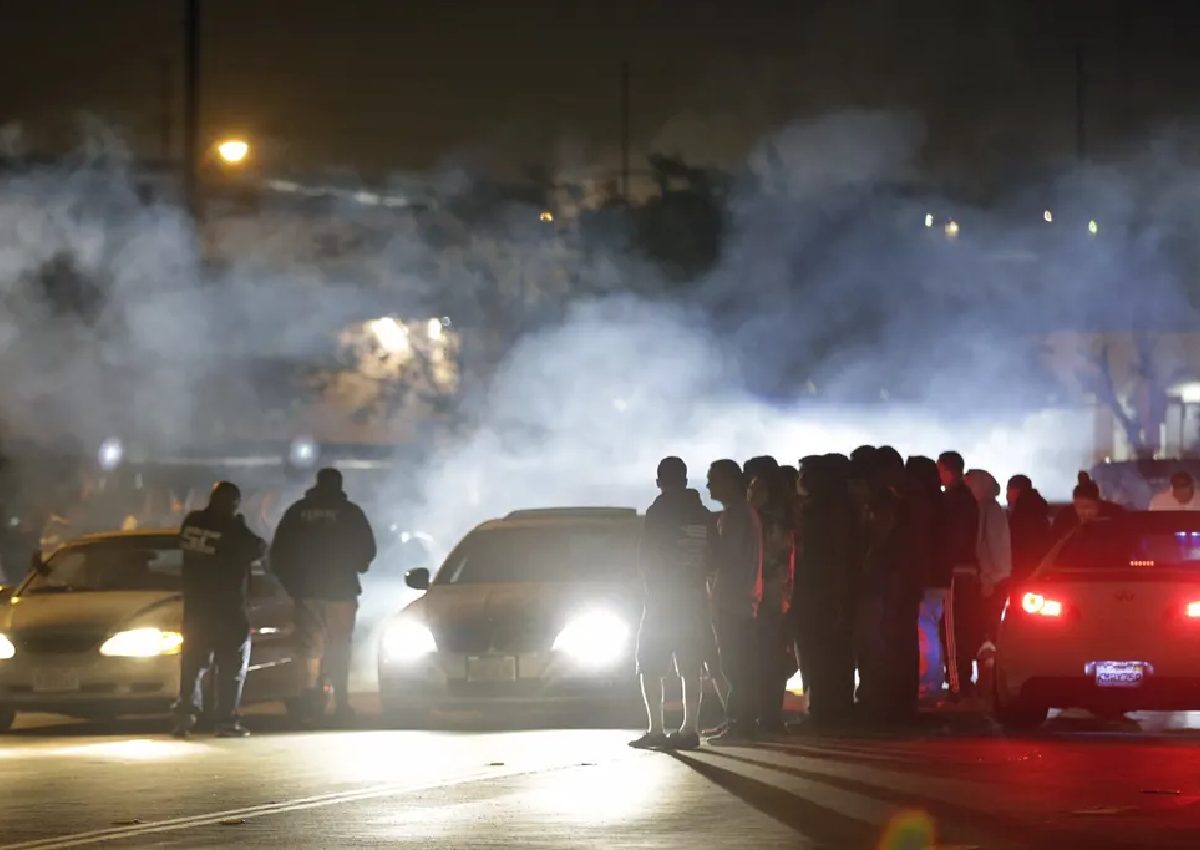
[99,628,184,658]
[552,610,629,667]
[0,633,13,660]
[381,618,437,662]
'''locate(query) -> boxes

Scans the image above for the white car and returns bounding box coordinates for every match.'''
[0,529,298,731]
[377,508,644,725]
[995,511,1200,729]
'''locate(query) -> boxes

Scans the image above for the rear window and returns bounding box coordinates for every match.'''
[1055,524,1200,571]
[436,525,638,584]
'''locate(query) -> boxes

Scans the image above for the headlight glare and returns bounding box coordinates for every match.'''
[99,628,184,658]
[0,633,13,660]
[553,610,629,667]
[381,618,437,662]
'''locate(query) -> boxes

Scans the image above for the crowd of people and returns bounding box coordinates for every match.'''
[630,449,1200,749]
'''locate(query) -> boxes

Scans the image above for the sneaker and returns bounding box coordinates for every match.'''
[706,727,757,747]
[628,731,668,750]
[169,714,195,740]
[701,720,730,738]
[214,721,251,739]
[663,730,701,750]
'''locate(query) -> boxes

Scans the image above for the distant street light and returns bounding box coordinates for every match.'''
[539,210,554,223]
[215,137,250,165]
[944,220,960,239]
[923,213,934,228]
[1043,210,1054,223]
[1088,219,1099,235]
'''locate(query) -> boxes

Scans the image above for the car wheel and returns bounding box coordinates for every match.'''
[993,683,1047,732]
[0,706,14,733]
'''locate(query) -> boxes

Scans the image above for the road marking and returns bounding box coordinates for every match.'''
[0,764,539,850]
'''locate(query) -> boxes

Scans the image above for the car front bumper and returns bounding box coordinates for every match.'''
[0,652,180,714]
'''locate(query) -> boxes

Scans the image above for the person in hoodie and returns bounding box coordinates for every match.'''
[964,470,1012,687]
[1149,471,1200,511]
[937,451,980,699]
[1050,472,1125,544]
[705,458,763,744]
[748,466,796,734]
[630,457,713,751]
[270,468,377,723]
[1006,475,1051,583]
[793,454,857,729]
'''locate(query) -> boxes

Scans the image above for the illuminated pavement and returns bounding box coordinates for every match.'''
[4,709,1200,849]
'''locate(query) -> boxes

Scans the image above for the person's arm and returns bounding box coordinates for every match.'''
[348,505,377,573]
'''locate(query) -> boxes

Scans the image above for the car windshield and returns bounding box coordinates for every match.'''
[1055,519,1200,571]
[436,525,638,584]
[25,537,182,594]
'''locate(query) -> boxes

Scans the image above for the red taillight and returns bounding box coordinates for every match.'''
[1021,591,1063,618]
[1186,601,1200,619]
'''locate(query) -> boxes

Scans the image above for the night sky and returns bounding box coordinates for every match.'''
[3,1,1200,181]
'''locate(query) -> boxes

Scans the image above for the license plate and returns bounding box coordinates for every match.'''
[466,656,517,683]
[32,669,80,693]
[1094,662,1144,688]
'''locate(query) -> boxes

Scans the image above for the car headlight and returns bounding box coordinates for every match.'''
[381,618,437,662]
[0,633,13,660]
[552,610,629,667]
[99,628,184,658]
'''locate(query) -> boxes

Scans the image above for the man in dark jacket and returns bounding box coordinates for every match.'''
[705,458,762,744]
[629,457,712,751]
[173,481,266,739]
[1006,475,1051,583]
[938,451,981,698]
[271,468,376,722]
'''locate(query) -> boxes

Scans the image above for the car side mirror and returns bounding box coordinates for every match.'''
[405,567,431,591]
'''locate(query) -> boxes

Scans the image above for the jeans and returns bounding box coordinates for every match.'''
[174,617,251,723]
[714,611,759,732]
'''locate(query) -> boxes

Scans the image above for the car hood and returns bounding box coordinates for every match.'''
[400,582,636,652]
[1,591,182,635]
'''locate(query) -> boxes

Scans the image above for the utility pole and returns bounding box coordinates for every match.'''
[183,0,201,217]
[1074,39,1086,161]
[620,60,630,200]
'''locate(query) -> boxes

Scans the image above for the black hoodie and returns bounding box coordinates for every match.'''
[638,487,712,605]
[1008,488,1050,582]
[270,486,377,600]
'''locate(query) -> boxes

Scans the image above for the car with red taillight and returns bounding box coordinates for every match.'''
[995,512,1200,730]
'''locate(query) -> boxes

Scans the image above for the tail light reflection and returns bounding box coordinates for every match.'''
[1021,591,1063,618]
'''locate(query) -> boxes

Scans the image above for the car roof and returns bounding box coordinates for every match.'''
[57,528,179,548]
[473,507,642,533]
[1082,511,1200,532]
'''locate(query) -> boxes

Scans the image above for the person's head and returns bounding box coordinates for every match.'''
[1072,472,1102,521]
[850,445,879,477]
[707,459,746,506]
[779,465,799,500]
[656,456,687,492]
[1006,474,1033,509]
[905,455,940,495]
[964,469,1000,505]
[749,467,794,516]
[936,451,965,488]
[208,481,241,517]
[315,467,343,493]
[743,455,779,487]
[1170,471,1195,505]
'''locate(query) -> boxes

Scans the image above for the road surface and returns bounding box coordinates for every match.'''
[3,708,1200,850]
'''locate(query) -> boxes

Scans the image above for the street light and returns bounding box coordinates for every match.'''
[1088,219,1099,235]
[944,220,960,240]
[1043,210,1053,223]
[215,137,250,165]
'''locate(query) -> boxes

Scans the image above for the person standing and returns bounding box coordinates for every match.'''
[904,456,944,710]
[965,469,1012,695]
[271,468,377,723]
[937,451,980,699]
[1149,471,1200,511]
[629,457,713,751]
[748,467,796,734]
[705,459,763,744]
[1006,475,1050,583]
[173,481,265,739]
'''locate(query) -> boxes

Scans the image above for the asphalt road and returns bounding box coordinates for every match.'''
[3,707,1200,850]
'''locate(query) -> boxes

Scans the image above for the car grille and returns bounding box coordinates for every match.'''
[435,617,556,654]
[15,632,104,655]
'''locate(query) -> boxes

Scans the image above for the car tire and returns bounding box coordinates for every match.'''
[993,681,1047,731]
[0,706,14,733]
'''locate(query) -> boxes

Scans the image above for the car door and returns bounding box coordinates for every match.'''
[242,570,298,703]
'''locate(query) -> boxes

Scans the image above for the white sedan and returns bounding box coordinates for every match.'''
[0,529,298,731]
[995,511,1200,729]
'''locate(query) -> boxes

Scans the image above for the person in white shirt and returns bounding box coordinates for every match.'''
[1149,472,1200,511]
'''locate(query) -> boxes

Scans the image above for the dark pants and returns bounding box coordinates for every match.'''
[946,572,983,695]
[980,579,1010,646]
[853,590,886,717]
[797,594,855,724]
[882,576,921,722]
[714,611,759,733]
[756,610,791,729]
[174,617,251,723]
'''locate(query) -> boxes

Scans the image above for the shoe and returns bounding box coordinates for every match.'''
[628,731,669,750]
[663,730,701,750]
[701,720,729,737]
[706,727,757,747]
[169,713,195,740]
[214,721,251,738]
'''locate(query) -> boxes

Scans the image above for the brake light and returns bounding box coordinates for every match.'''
[1021,592,1063,617]
[1186,601,1200,619]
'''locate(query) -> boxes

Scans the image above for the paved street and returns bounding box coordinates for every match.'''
[3,707,1200,850]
